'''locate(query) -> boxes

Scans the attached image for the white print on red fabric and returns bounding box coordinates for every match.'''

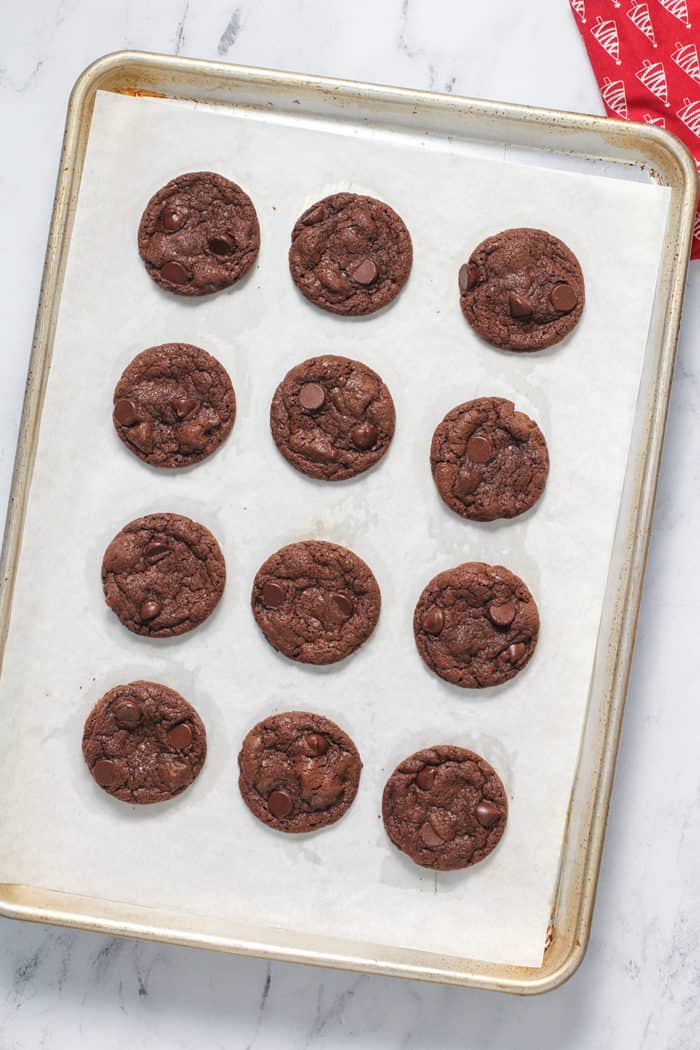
[642,112,667,125]
[692,210,700,242]
[656,0,692,30]
[608,0,622,7]
[591,16,623,62]
[676,97,700,137]
[671,42,700,85]
[636,59,671,105]
[602,76,629,116]
[570,0,587,23]
[627,3,658,46]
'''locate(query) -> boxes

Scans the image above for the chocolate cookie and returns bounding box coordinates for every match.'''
[251,540,381,665]
[138,171,260,296]
[459,228,584,352]
[414,562,539,687]
[382,745,508,870]
[289,193,412,316]
[238,711,362,833]
[82,681,207,804]
[113,343,236,468]
[431,397,549,521]
[270,355,395,481]
[102,513,226,637]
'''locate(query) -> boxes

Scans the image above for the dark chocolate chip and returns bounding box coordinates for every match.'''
[423,606,444,635]
[458,263,478,293]
[298,383,326,411]
[509,293,532,320]
[144,542,170,565]
[262,581,285,608]
[454,467,481,498]
[168,723,193,749]
[208,234,236,256]
[160,260,189,284]
[505,642,527,664]
[476,800,501,828]
[350,422,378,450]
[177,423,207,451]
[415,767,435,790]
[331,593,354,619]
[352,258,379,285]
[93,758,119,788]
[466,434,494,464]
[551,283,578,312]
[306,733,329,756]
[268,789,294,818]
[114,399,138,427]
[171,397,198,420]
[419,821,444,848]
[113,700,141,728]
[160,207,187,233]
[140,599,162,621]
[488,601,517,628]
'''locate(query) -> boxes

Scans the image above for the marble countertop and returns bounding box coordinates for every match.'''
[1,2,698,1047]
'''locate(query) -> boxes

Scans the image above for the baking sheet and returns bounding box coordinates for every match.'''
[0,90,670,968]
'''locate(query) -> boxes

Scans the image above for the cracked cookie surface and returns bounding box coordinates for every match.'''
[82,680,207,804]
[251,540,381,665]
[270,354,395,481]
[238,711,362,833]
[382,745,508,870]
[113,343,236,468]
[102,513,226,637]
[459,227,584,351]
[414,562,539,688]
[138,171,260,296]
[288,193,412,316]
[431,397,549,521]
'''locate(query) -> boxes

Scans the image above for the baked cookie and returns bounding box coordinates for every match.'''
[238,711,362,833]
[431,397,549,521]
[459,227,584,351]
[82,680,206,804]
[382,745,508,870]
[102,513,226,637]
[270,355,395,481]
[414,562,539,688]
[251,540,381,665]
[289,192,412,316]
[113,343,236,468]
[138,171,259,296]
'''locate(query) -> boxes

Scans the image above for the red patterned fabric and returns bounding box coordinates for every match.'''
[570,0,700,256]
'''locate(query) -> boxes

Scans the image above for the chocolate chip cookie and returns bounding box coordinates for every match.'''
[251,540,381,665]
[82,680,207,804]
[289,193,412,316]
[113,343,236,468]
[414,562,539,688]
[459,228,584,351]
[238,711,362,833]
[431,397,549,521]
[270,355,396,481]
[138,171,260,296]
[102,513,226,637]
[382,745,508,870]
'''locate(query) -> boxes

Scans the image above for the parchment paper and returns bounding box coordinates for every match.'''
[0,90,670,968]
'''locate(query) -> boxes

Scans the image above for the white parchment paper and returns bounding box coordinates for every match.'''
[0,91,670,968]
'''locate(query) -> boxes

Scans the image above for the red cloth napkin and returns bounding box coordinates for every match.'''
[569,0,700,256]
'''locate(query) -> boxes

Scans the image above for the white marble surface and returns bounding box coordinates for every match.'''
[1,1,698,1046]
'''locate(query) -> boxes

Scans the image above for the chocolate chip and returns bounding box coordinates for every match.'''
[268,789,294,818]
[458,263,478,293]
[304,205,325,225]
[114,399,138,427]
[415,767,435,790]
[140,599,162,621]
[508,293,532,320]
[505,642,527,664]
[466,434,494,464]
[419,821,444,848]
[168,723,193,749]
[160,260,189,284]
[144,542,170,565]
[454,467,481,498]
[352,258,378,285]
[476,800,501,828]
[331,593,354,619]
[262,581,285,608]
[160,207,187,233]
[128,421,153,452]
[488,601,517,628]
[171,397,198,420]
[551,283,578,312]
[208,234,236,256]
[93,758,119,788]
[298,383,326,411]
[177,423,207,451]
[423,607,444,635]
[350,422,378,450]
[113,700,141,728]
[163,760,190,788]
[306,733,328,756]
